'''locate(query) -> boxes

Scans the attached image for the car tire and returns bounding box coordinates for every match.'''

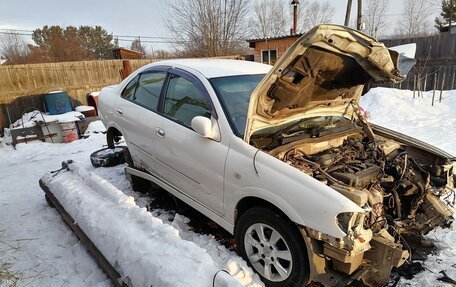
[235,207,309,287]
[90,146,127,168]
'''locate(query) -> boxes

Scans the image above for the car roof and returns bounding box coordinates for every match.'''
[150,59,272,78]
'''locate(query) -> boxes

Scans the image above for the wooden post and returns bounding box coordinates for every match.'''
[417,76,422,98]
[424,73,428,91]
[432,73,437,106]
[452,71,456,90]
[440,72,445,103]
[120,60,132,80]
[413,75,416,98]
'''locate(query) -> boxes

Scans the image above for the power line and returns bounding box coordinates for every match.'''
[0,29,178,41]
[0,30,246,45]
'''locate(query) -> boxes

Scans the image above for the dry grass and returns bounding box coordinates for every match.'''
[0,262,19,287]
[0,230,22,287]
[0,230,50,287]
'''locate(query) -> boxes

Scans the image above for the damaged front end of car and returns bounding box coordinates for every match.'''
[245,24,455,286]
[270,121,455,285]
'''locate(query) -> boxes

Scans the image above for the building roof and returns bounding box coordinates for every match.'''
[112,47,143,59]
[112,47,142,54]
[147,59,272,78]
[246,33,303,43]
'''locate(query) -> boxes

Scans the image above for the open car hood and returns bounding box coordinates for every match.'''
[244,24,415,143]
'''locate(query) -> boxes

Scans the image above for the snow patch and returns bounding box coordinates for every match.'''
[11,110,84,128]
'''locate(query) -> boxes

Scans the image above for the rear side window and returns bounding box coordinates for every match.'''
[121,75,139,100]
[133,72,167,111]
[164,75,211,127]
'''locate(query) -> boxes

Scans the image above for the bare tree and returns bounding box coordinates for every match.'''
[298,1,336,32]
[364,0,389,38]
[164,0,250,57]
[249,0,288,39]
[0,32,29,64]
[151,49,175,60]
[395,0,435,38]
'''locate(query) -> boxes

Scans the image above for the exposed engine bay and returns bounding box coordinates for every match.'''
[251,114,455,285]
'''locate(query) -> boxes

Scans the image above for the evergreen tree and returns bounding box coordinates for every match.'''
[32,25,114,62]
[435,0,456,30]
[130,38,146,56]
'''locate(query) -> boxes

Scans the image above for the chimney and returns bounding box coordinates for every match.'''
[291,0,300,35]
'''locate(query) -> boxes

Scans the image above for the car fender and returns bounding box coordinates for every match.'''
[98,84,120,125]
[225,136,363,239]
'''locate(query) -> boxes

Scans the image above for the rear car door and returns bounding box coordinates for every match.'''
[115,69,167,167]
[153,69,228,215]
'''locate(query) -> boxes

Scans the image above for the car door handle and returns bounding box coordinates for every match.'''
[156,128,165,138]
[116,109,123,115]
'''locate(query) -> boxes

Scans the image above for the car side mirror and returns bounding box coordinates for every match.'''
[191,116,214,138]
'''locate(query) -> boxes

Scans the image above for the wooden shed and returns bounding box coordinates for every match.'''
[247,34,302,65]
[112,48,143,59]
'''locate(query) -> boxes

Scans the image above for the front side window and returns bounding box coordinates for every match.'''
[164,74,211,127]
[133,72,167,110]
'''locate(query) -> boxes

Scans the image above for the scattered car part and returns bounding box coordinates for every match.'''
[90,146,127,168]
[437,270,456,285]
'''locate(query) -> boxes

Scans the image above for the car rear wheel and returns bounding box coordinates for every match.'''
[235,207,309,287]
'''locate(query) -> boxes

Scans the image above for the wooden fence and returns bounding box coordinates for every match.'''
[370,34,456,92]
[0,59,155,129]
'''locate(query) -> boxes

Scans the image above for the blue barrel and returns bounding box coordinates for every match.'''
[44,91,72,115]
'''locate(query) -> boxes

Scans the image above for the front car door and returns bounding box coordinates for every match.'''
[152,68,228,215]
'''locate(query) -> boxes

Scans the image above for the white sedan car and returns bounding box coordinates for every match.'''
[99,25,455,287]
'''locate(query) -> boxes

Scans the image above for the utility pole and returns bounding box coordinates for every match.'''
[345,0,353,26]
[357,0,363,31]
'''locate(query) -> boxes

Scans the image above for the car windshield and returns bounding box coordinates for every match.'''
[210,74,265,137]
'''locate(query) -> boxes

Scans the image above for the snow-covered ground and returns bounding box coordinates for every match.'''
[0,87,455,287]
[361,87,456,155]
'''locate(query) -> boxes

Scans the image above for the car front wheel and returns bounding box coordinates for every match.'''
[235,207,309,287]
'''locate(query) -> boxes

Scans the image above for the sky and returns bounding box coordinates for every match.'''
[0,0,442,52]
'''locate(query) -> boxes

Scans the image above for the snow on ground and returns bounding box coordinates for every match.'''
[1,87,456,287]
[361,87,456,155]
[0,122,262,287]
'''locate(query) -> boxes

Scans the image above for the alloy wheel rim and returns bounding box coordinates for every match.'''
[244,223,293,282]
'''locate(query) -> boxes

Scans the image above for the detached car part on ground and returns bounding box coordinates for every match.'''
[99,24,455,287]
